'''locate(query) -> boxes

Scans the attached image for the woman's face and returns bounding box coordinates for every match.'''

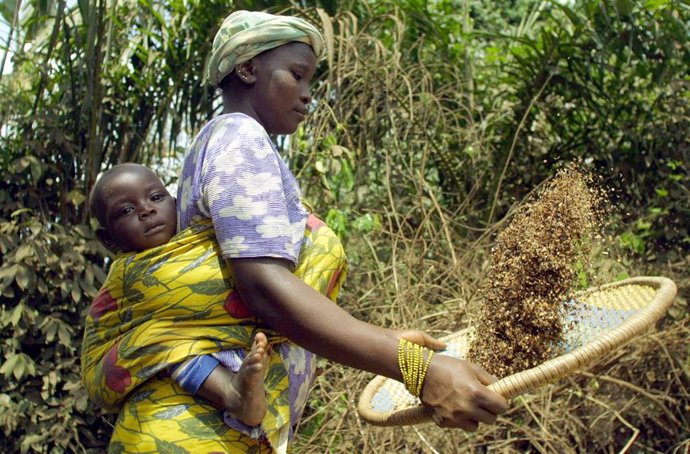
[250,42,317,135]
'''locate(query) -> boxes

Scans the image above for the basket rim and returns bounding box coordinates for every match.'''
[356,276,678,427]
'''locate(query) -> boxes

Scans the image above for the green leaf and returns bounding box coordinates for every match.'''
[619,232,646,254]
[10,303,23,326]
[10,208,32,218]
[71,284,82,303]
[153,439,190,454]
[15,266,32,290]
[1,353,36,380]
[57,322,74,347]
[315,160,327,173]
[615,271,631,281]
[20,434,48,454]
[171,308,212,322]
[0,0,17,24]
[125,288,144,303]
[0,355,19,377]
[187,279,228,295]
[67,189,87,206]
[177,412,229,439]
[14,244,33,261]
[0,265,17,286]
[264,363,286,390]
[142,275,162,288]
[644,0,670,10]
[121,343,168,360]
[40,317,58,341]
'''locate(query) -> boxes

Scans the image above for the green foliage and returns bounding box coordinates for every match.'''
[0,208,110,452]
[0,0,235,450]
[470,0,690,253]
[0,0,687,452]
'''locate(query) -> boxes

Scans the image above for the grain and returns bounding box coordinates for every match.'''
[467,166,604,378]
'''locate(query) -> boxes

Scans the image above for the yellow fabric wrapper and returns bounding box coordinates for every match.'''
[80,215,347,453]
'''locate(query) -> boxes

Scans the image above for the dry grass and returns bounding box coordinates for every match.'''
[293,197,689,452]
[288,7,689,453]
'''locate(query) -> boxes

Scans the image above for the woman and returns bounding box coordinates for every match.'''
[100,10,508,453]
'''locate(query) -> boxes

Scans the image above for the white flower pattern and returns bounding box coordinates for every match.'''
[219,236,249,254]
[219,195,268,220]
[238,171,282,195]
[256,215,291,238]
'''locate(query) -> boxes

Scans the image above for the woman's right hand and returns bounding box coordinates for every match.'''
[420,354,509,431]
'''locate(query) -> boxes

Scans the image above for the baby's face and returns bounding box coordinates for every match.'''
[101,168,176,252]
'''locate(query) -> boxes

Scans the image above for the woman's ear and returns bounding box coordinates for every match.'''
[235,60,257,84]
[96,226,118,251]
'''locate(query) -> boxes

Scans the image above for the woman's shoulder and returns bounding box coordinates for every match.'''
[208,112,268,138]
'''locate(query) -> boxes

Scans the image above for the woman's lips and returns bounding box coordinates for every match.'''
[294,109,307,120]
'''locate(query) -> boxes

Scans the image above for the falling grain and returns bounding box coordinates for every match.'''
[467,166,604,378]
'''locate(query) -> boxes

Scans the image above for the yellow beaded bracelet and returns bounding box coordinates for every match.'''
[398,339,434,398]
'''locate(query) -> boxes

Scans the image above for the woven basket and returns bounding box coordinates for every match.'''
[357,276,677,427]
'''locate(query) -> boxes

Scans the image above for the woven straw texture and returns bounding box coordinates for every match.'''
[357,276,677,427]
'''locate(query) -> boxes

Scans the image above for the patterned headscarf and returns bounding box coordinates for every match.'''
[207,10,325,87]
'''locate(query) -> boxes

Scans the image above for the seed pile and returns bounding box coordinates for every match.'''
[467,167,603,378]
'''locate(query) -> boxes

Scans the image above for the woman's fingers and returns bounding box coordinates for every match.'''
[479,390,509,415]
[432,412,479,432]
[468,362,510,413]
[473,405,499,425]
[469,361,498,385]
[418,332,447,350]
[397,330,447,350]
[420,355,510,431]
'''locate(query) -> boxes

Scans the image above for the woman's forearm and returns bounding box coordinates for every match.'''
[228,257,403,381]
[228,256,510,430]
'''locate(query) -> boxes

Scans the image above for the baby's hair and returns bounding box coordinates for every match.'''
[88,163,155,229]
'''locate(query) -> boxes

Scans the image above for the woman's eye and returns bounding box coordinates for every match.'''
[292,71,302,81]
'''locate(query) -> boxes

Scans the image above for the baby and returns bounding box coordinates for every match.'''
[88,162,267,427]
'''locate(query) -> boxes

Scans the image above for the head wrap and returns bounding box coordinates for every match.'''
[207,10,325,87]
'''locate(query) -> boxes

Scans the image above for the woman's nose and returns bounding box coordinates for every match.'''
[300,85,312,105]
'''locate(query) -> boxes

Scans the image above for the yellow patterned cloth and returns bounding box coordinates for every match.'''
[81,215,347,453]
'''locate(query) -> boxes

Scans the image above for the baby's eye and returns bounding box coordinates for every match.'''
[120,206,133,216]
[151,193,164,202]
